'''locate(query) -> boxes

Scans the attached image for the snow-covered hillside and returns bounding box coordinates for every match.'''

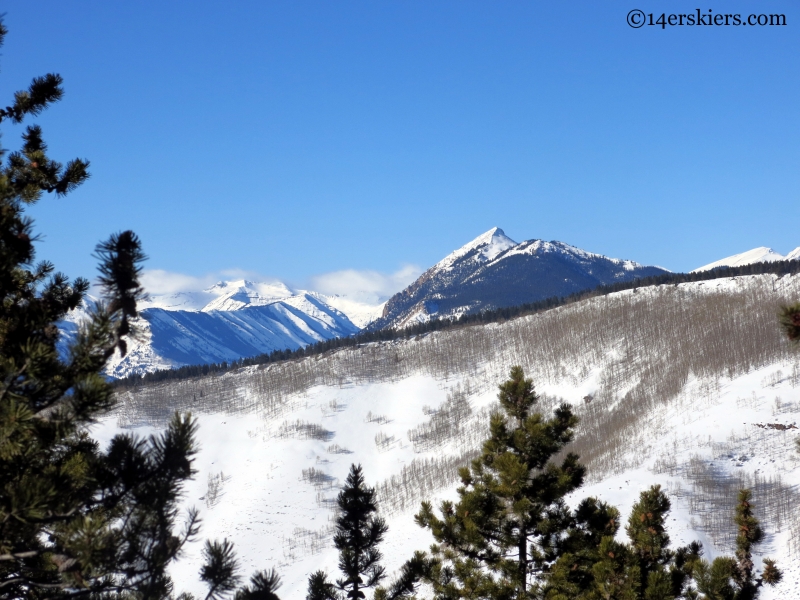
[100,273,800,598]
[369,227,669,331]
[693,246,800,272]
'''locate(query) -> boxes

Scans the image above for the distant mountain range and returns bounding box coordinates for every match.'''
[367,228,669,330]
[60,229,799,377]
[60,281,360,378]
[692,246,800,272]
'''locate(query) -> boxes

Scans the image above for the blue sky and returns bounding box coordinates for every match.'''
[3,1,798,296]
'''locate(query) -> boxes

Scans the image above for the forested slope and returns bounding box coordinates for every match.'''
[106,273,800,597]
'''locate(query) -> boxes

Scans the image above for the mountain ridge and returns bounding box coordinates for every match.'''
[61,287,361,378]
[693,246,800,272]
[369,228,669,330]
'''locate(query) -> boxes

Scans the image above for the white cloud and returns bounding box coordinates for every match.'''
[140,270,214,296]
[133,264,422,319]
[309,264,422,301]
[140,268,271,296]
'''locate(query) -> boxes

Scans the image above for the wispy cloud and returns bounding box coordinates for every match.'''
[140,268,271,296]
[309,265,422,302]
[137,264,422,308]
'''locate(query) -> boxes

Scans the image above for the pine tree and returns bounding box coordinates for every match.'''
[694,490,781,600]
[545,486,778,600]
[414,366,585,599]
[543,485,701,600]
[541,497,631,600]
[779,302,800,455]
[623,485,675,598]
[779,302,800,344]
[0,19,279,599]
[308,464,389,600]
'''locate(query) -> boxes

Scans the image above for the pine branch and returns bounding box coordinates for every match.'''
[0,73,64,123]
[200,539,241,600]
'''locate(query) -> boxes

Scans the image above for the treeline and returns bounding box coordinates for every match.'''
[113,258,800,388]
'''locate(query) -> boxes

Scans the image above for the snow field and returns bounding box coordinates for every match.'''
[91,358,799,598]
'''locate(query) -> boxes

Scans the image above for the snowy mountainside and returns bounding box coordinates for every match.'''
[368,227,669,331]
[138,279,386,328]
[101,273,800,598]
[693,246,800,272]
[105,291,359,378]
[62,280,360,378]
[200,280,296,312]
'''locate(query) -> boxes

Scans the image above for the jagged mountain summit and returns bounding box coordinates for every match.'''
[693,246,800,273]
[62,280,360,378]
[368,227,669,330]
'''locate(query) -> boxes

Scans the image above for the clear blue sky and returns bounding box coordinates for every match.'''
[3,1,798,290]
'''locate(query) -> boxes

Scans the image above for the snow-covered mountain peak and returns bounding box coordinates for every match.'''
[692,247,787,273]
[786,246,800,261]
[434,227,518,271]
[370,230,669,331]
[201,280,294,312]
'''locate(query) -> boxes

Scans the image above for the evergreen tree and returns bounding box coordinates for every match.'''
[544,486,701,600]
[308,464,389,600]
[779,302,800,454]
[623,485,688,599]
[779,302,800,344]
[414,366,585,599]
[0,19,278,599]
[545,486,778,600]
[400,370,782,600]
[694,490,781,600]
[542,497,631,599]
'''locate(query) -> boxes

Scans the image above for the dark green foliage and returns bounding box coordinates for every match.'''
[779,302,800,343]
[546,486,702,599]
[194,540,281,600]
[234,569,282,600]
[401,369,781,600]
[308,571,340,600]
[0,20,278,599]
[624,485,677,597]
[113,259,800,390]
[413,366,584,599]
[334,464,388,598]
[201,539,242,600]
[545,486,778,600]
[308,465,389,600]
[542,497,626,599]
[781,303,800,453]
[373,552,428,600]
